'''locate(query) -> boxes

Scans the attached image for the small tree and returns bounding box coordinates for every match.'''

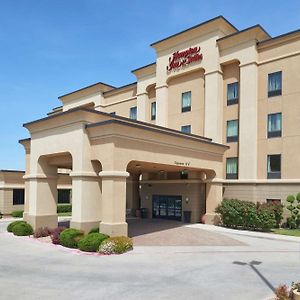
[286,194,299,229]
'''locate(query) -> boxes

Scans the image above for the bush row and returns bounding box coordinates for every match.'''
[215,199,282,231]
[7,221,133,255]
[12,210,24,218]
[57,204,72,213]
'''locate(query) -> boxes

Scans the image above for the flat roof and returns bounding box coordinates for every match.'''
[0,169,25,173]
[258,27,300,45]
[131,62,156,73]
[150,15,238,47]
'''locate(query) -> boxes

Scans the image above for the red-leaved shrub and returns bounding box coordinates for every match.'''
[50,227,66,244]
[33,227,51,238]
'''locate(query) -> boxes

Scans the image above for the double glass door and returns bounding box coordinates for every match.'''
[152,195,182,221]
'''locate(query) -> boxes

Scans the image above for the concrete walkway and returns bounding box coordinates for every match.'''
[0,219,299,300]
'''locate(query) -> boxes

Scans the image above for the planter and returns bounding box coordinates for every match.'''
[293,289,300,300]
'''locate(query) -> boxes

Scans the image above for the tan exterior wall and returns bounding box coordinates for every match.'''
[140,181,206,223]
[167,70,205,134]
[222,62,239,178]
[257,53,300,179]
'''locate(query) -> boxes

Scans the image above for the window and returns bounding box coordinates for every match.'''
[267,154,281,179]
[226,157,238,179]
[13,189,25,205]
[181,125,191,134]
[268,71,282,97]
[266,199,281,205]
[58,189,71,204]
[180,170,188,179]
[226,120,238,142]
[181,91,191,112]
[227,82,239,105]
[129,106,137,120]
[110,112,116,115]
[151,102,156,120]
[268,113,282,138]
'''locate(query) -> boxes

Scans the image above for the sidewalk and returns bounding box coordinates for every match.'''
[187,223,300,243]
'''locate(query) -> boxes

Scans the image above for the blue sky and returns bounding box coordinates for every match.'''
[1,0,300,170]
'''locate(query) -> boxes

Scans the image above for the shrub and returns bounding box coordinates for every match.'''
[215,199,277,231]
[11,210,24,218]
[12,222,33,236]
[57,204,72,213]
[50,227,66,245]
[88,227,99,234]
[78,233,109,252]
[0,211,2,219]
[60,228,84,248]
[33,227,51,238]
[99,236,133,255]
[275,284,290,300]
[287,195,295,203]
[256,204,276,231]
[7,220,26,232]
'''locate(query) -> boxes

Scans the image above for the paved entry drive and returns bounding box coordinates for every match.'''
[128,219,245,246]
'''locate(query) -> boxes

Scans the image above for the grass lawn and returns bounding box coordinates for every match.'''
[58,212,72,217]
[272,228,300,237]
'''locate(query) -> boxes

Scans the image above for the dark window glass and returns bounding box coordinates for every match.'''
[226,157,238,179]
[13,189,25,205]
[267,154,281,179]
[227,82,239,105]
[226,120,238,142]
[151,102,156,120]
[180,170,188,179]
[268,71,282,97]
[181,125,191,134]
[268,113,282,138]
[181,91,191,112]
[130,106,137,120]
[58,189,71,204]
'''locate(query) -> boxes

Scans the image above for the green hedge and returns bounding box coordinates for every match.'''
[12,222,33,236]
[60,228,84,248]
[78,233,109,252]
[215,199,277,231]
[88,227,99,234]
[99,236,133,254]
[7,220,26,232]
[12,210,24,218]
[57,204,72,213]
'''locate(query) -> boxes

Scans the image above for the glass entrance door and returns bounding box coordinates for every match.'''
[152,195,182,221]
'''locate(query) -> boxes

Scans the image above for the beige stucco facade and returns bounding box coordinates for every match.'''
[14,16,300,236]
[0,170,71,215]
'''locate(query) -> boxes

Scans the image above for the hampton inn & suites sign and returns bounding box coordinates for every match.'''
[167,46,203,72]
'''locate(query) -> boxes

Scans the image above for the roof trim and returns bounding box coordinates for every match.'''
[150,15,238,47]
[58,82,116,99]
[217,24,271,43]
[131,62,156,73]
[103,82,137,96]
[0,169,25,173]
[258,28,300,46]
[86,119,228,149]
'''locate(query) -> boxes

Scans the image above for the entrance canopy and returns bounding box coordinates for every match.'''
[20,108,228,236]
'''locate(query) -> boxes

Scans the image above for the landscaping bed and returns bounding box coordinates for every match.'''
[6,221,133,255]
[272,229,300,237]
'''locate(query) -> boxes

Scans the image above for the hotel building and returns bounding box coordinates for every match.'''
[9,16,300,236]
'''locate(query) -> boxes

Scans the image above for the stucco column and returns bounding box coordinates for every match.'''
[239,63,258,179]
[99,170,129,237]
[137,92,148,122]
[26,174,58,230]
[155,85,168,127]
[70,171,102,232]
[126,173,140,214]
[204,181,223,225]
[204,70,223,143]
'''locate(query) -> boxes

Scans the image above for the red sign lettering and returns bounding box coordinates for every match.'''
[167,47,203,72]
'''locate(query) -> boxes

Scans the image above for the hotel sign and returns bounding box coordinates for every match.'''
[167,47,203,72]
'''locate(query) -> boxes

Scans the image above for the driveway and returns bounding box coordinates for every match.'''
[0,218,299,300]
